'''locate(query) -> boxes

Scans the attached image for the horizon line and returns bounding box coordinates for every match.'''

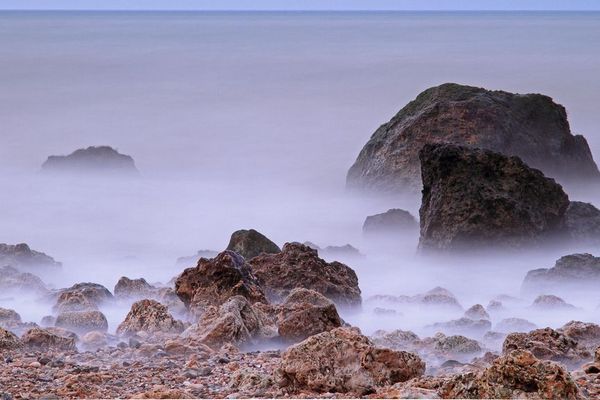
[1,9,598,12]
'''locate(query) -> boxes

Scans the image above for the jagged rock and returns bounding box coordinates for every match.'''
[41,145,138,175]
[430,318,491,336]
[565,201,600,243]
[181,296,275,349]
[116,299,184,336]
[276,288,342,342]
[278,327,425,395]
[441,350,582,399]
[363,209,418,235]
[114,277,157,299]
[21,327,77,351]
[531,294,576,310]
[0,308,21,324]
[433,334,482,356]
[559,321,600,352]
[175,250,219,268]
[464,304,490,320]
[249,242,361,307]
[494,318,537,333]
[347,83,599,193]
[522,253,600,294]
[371,329,421,352]
[0,327,21,350]
[175,250,266,315]
[419,143,570,251]
[225,229,281,260]
[0,243,61,271]
[0,265,48,294]
[55,311,108,334]
[503,327,591,367]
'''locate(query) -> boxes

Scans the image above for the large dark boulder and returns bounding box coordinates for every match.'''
[249,242,361,308]
[175,250,267,316]
[226,229,281,260]
[418,143,570,251]
[0,243,61,271]
[347,83,599,193]
[41,145,138,175]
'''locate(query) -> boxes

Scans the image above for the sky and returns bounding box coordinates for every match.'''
[1,0,599,11]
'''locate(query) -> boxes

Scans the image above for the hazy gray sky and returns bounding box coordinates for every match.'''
[1,0,599,11]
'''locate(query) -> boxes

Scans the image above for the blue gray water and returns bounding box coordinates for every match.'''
[1,11,600,333]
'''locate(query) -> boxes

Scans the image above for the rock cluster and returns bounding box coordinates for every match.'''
[347,83,599,193]
[522,253,600,294]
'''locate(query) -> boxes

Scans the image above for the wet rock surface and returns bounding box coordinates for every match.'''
[249,242,361,307]
[347,83,599,193]
[225,229,281,260]
[418,143,570,251]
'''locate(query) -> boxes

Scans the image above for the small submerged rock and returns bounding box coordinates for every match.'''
[41,145,138,175]
[363,208,418,235]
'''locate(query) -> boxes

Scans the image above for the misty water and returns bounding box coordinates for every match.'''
[2,11,600,349]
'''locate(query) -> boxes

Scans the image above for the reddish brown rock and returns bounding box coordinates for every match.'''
[503,327,591,367]
[464,304,490,320]
[278,327,425,395]
[175,250,266,316]
[559,321,600,352]
[21,327,77,352]
[181,296,276,349]
[276,288,342,342]
[531,294,576,310]
[117,299,184,336]
[0,327,21,350]
[114,276,157,299]
[52,282,113,312]
[55,310,108,334]
[249,242,361,307]
[442,350,582,399]
[53,290,99,313]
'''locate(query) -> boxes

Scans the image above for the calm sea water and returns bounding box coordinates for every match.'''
[1,12,600,330]
[1,11,600,182]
